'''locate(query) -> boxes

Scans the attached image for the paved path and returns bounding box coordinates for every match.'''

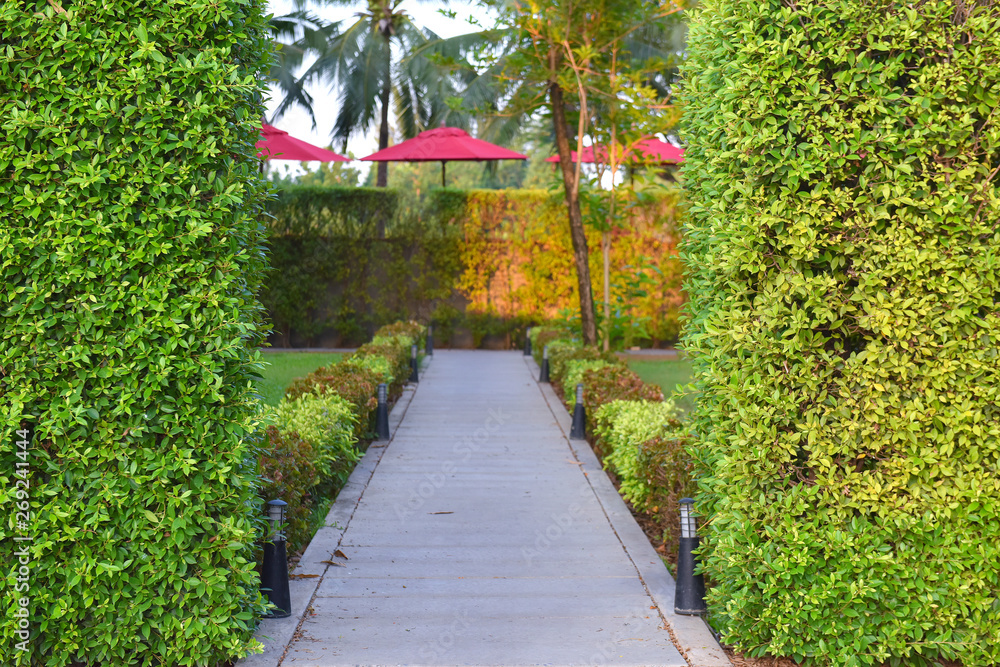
[260,350,725,667]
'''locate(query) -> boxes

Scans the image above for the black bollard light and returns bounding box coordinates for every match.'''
[409,344,419,383]
[569,383,586,439]
[539,345,550,383]
[674,498,707,615]
[426,325,433,356]
[261,499,291,618]
[524,327,532,356]
[375,383,390,440]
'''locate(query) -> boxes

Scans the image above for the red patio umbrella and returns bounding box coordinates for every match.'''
[545,137,684,165]
[361,127,528,186]
[257,124,350,162]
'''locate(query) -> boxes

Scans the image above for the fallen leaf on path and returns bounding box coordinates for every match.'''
[320,560,346,567]
[429,511,454,515]
[289,574,319,579]
[334,549,349,560]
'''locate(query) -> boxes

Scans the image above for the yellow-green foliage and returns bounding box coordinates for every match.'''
[262,187,685,346]
[264,392,359,485]
[593,400,684,508]
[682,2,1000,664]
[0,1,272,664]
[562,360,615,407]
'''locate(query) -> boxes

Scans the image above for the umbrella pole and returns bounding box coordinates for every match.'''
[441,161,446,188]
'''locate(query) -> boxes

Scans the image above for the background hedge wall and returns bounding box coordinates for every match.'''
[261,186,685,348]
[681,1,1000,664]
[1,1,272,664]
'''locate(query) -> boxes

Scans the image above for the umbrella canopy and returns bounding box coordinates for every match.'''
[546,137,684,165]
[257,124,349,162]
[361,127,528,186]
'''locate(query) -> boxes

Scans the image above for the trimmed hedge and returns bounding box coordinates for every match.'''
[262,188,685,347]
[0,1,272,664]
[258,321,428,557]
[682,1,1000,663]
[258,427,320,556]
[536,339,694,567]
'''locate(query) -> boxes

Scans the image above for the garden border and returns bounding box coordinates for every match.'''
[522,354,730,667]
[238,373,422,667]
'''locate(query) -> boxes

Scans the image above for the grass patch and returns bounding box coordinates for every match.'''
[626,359,695,413]
[256,352,343,406]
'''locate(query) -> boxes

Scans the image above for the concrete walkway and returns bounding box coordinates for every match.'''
[247,350,727,667]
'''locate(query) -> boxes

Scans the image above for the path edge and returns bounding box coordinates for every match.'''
[523,355,731,667]
[237,376,421,667]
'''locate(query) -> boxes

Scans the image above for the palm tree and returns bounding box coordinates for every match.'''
[269,1,472,188]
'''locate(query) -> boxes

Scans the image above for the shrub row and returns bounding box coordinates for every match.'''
[0,1,273,663]
[257,322,426,555]
[263,187,685,348]
[682,1,1000,663]
[531,328,693,562]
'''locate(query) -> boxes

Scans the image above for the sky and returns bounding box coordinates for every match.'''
[263,0,494,165]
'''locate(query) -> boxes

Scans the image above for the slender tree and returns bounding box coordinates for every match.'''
[466,0,686,345]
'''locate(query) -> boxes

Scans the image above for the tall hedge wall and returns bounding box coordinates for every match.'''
[262,186,685,347]
[1,1,272,665]
[681,1,1000,664]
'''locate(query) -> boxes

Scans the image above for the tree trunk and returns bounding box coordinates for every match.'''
[549,82,597,345]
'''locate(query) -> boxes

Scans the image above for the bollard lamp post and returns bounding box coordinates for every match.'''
[539,344,550,383]
[409,344,419,383]
[674,498,707,615]
[375,383,390,440]
[569,383,586,439]
[261,499,291,618]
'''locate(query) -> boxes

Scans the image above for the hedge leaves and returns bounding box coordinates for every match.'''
[681,1,1000,664]
[1,1,273,664]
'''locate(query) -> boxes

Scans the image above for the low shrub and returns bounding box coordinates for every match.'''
[546,341,587,381]
[374,320,426,348]
[530,326,572,366]
[562,359,614,407]
[265,392,359,485]
[285,363,379,437]
[593,400,688,510]
[347,354,395,387]
[636,433,697,565]
[353,339,412,398]
[257,426,320,555]
[582,364,664,414]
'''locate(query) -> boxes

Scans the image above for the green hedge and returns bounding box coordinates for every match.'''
[682,2,1000,664]
[262,187,685,347]
[258,322,426,556]
[0,1,272,664]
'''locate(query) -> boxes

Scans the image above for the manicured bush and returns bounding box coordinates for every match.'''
[374,320,426,348]
[285,362,380,437]
[682,2,1000,663]
[582,365,664,414]
[258,427,320,556]
[354,337,416,398]
[0,1,272,664]
[562,359,614,407]
[593,400,685,508]
[536,337,577,370]
[264,392,359,485]
[529,326,572,366]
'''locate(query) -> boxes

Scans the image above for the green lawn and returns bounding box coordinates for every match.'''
[255,352,343,406]
[626,358,696,413]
